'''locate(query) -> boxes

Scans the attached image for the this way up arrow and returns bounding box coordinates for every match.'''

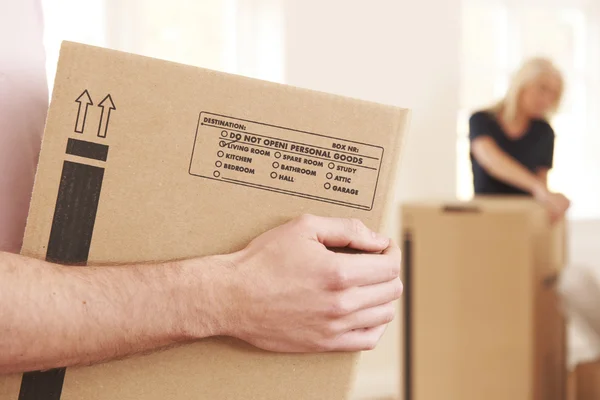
[74,90,93,133]
[97,94,116,138]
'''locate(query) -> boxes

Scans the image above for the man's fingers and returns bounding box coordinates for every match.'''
[331,325,388,352]
[298,214,389,252]
[338,302,396,332]
[332,278,403,315]
[326,243,401,289]
[381,241,401,262]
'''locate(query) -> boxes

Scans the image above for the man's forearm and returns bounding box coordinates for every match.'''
[0,251,230,374]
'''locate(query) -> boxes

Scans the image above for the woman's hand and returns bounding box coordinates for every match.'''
[533,186,571,223]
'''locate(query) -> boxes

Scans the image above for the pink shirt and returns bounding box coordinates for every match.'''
[0,0,48,253]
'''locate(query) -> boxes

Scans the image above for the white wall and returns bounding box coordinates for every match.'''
[569,220,600,267]
[566,220,600,369]
[283,1,461,398]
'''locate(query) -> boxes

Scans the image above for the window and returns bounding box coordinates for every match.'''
[458,0,600,219]
[41,0,107,96]
[41,0,285,95]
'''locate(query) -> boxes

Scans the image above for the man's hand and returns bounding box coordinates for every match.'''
[532,186,571,223]
[221,214,402,353]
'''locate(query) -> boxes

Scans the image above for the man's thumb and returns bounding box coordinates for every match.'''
[299,215,389,252]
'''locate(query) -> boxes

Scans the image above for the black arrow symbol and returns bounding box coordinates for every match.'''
[74,90,93,133]
[97,94,116,138]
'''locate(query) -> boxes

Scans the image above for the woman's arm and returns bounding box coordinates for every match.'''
[537,168,550,187]
[472,136,570,221]
[471,136,547,196]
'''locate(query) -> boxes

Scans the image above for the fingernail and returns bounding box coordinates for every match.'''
[371,230,388,244]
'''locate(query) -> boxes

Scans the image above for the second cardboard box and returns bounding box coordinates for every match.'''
[401,198,567,400]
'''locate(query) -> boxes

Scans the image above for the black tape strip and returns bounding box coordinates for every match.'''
[403,231,413,400]
[442,205,481,213]
[19,160,105,400]
[66,138,109,162]
[44,161,105,265]
[18,369,66,400]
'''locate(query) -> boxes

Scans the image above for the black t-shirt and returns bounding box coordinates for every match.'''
[469,111,555,195]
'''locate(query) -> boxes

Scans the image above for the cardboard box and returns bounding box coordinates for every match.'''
[568,368,577,400]
[574,359,600,400]
[401,198,567,400]
[0,42,410,399]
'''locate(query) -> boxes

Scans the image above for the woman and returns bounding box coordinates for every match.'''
[469,57,571,222]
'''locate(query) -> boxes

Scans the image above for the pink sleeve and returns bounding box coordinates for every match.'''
[0,0,48,253]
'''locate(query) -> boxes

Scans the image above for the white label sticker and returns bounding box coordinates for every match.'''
[189,112,384,210]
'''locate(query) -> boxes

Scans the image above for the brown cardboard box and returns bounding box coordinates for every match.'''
[568,369,577,400]
[574,359,600,400]
[401,198,567,400]
[0,42,410,399]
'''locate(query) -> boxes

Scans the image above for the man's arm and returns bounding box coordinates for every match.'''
[0,250,227,374]
[1,215,403,374]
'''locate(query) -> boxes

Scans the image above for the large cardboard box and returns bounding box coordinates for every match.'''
[0,42,410,399]
[401,198,567,400]
[574,359,600,400]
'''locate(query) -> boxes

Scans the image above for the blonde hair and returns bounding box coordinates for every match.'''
[489,57,564,123]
